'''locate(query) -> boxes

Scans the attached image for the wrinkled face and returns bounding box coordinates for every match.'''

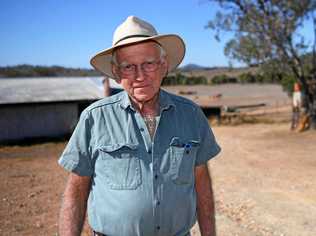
[112,41,168,103]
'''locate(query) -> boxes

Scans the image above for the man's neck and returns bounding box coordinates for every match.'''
[130,93,160,117]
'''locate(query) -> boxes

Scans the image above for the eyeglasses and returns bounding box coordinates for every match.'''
[117,59,162,76]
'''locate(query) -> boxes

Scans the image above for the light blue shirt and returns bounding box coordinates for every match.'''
[58,89,221,236]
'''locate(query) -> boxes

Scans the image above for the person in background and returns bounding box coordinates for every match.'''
[58,16,221,236]
[291,82,303,130]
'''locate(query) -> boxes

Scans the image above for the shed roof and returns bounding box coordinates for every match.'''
[0,77,104,105]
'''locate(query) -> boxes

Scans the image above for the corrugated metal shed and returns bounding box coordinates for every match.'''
[0,77,106,143]
[0,77,104,105]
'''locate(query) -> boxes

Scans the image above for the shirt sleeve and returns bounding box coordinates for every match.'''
[195,107,221,166]
[58,109,94,176]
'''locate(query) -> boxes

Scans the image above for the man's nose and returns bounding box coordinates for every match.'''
[134,64,145,81]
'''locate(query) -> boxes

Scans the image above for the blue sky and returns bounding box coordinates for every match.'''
[0,0,313,69]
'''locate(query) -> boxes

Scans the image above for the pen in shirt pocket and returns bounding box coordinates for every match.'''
[184,143,192,154]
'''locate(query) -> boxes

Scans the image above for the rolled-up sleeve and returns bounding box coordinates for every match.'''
[195,107,221,166]
[58,109,94,176]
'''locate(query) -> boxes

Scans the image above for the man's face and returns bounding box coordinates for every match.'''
[112,41,168,103]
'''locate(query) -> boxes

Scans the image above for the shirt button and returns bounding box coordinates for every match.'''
[148,150,152,154]
[154,174,158,179]
[140,128,145,132]
[156,226,160,230]
[156,201,160,205]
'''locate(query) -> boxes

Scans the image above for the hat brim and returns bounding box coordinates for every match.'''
[90,34,185,79]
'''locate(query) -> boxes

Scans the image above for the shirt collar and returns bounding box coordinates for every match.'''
[119,89,175,112]
[159,89,175,112]
[119,91,135,111]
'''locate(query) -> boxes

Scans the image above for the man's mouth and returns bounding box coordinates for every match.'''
[134,85,150,89]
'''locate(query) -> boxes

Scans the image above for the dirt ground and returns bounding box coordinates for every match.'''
[1,123,316,236]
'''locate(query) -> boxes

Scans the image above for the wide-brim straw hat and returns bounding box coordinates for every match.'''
[90,16,186,78]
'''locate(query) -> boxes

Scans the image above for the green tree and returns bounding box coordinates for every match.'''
[206,0,316,129]
[212,74,229,84]
[238,72,255,83]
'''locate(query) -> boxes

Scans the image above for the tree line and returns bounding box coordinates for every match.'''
[162,68,297,96]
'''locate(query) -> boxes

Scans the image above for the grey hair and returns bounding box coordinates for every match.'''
[111,42,167,66]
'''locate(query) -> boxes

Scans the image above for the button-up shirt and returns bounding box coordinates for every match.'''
[58,89,221,236]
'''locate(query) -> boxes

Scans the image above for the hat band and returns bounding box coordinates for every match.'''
[114,34,152,45]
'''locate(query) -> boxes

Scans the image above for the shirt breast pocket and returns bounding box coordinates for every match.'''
[169,137,200,185]
[97,143,141,190]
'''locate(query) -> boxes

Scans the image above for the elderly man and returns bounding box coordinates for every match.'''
[58,16,221,236]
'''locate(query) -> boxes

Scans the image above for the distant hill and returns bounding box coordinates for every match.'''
[0,64,101,78]
[175,64,257,81]
[179,63,211,72]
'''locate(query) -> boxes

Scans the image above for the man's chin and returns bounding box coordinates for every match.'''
[134,95,152,103]
[131,93,156,103]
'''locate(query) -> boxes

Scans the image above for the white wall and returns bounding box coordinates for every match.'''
[0,103,78,143]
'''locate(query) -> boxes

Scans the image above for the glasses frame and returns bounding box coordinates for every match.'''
[116,58,162,76]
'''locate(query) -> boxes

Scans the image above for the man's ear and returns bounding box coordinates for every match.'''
[111,65,122,83]
[160,58,169,77]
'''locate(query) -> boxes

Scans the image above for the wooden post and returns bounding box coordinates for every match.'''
[103,77,110,97]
